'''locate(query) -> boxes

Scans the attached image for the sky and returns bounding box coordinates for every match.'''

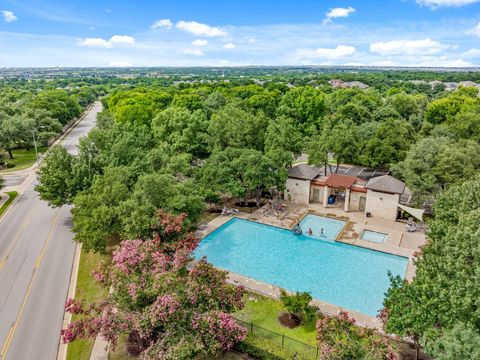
[0,0,480,67]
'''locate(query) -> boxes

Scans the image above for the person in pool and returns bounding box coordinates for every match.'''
[308,228,313,235]
[320,228,324,235]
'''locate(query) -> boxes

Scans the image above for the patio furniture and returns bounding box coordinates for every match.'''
[406,223,417,232]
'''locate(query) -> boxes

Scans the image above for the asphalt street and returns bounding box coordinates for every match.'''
[0,101,102,360]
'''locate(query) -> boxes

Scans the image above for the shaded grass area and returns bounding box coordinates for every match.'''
[0,191,18,217]
[108,334,136,360]
[197,209,221,224]
[0,147,48,173]
[235,293,317,346]
[66,251,109,360]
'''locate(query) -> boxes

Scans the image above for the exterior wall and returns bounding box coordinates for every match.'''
[310,185,326,203]
[349,191,366,211]
[284,178,311,204]
[365,190,399,220]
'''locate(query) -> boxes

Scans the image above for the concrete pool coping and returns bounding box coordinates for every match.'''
[195,213,415,328]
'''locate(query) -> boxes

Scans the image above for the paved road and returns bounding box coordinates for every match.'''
[0,102,102,360]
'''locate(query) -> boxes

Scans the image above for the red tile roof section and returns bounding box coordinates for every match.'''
[325,174,358,188]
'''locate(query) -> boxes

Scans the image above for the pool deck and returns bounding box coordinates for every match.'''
[195,201,427,329]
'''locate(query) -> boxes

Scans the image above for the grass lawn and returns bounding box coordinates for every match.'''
[0,191,18,218]
[0,147,48,173]
[66,251,109,360]
[235,293,317,347]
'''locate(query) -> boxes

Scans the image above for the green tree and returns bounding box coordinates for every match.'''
[201,148,286,205]
[72,166,132,253]
[152,107,209,158]
[279,289,317,325]
[424,88,478,125]
[393,137,480,202]
[208,103,268,151]
[0,114,33,158]
[120,173,204,239]
[277,87,326,133]
[382,176,480,360]
[36,146,79,206]
[264,116,302,163]
[362,118,415,168]
[426,323,480,360]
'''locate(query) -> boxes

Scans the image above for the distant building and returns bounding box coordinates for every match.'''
[444,82,458,91]
[285,165,409,221]
[459,81,480,90]
[328,79,369,89]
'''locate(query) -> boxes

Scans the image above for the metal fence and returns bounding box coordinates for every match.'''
[235,318,320,359]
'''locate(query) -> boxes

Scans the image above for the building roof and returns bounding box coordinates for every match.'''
[324,174,359,188]
[365,175,406,194]
[287,164,321,181]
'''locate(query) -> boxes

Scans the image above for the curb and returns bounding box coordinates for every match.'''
[56,244,82,360]
[0,191,21,224]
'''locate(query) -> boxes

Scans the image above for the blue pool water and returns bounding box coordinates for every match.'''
[362,230,388,244]
[194,218,408,316]
[299,214,345,240]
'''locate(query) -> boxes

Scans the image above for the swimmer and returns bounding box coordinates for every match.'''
[308,228,313,235]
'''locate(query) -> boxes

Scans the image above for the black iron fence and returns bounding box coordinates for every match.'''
[235,318,320,359]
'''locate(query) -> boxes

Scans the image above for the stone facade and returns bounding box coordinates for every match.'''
[364,189,400,220]
[285,178,311,204]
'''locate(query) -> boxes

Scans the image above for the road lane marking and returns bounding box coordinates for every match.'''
[0,203,39,272]
[0,327,13,359]
[0,209,61,360]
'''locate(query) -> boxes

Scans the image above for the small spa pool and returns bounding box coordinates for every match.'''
[194,217,408,316]
[298,214,345,240]
[361,230,388,244]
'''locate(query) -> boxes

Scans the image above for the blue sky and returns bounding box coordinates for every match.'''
[0,0,480,67]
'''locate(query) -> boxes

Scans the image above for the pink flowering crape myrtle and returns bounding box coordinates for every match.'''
[62,210,246,359]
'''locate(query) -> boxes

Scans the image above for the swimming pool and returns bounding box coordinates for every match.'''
[299,214,345,240]
[194,218,408,316]
[361,230,388,244]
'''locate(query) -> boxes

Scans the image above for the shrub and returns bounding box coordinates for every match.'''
[316,311,395,360]
[279,289,318,326]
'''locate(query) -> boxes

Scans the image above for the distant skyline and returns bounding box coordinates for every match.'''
[0,0,480,67]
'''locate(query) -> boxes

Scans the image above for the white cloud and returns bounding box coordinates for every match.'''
[176,20,227,37]
[2,10,17,23]
[248,37,256,44]
[325,7,355,22]
[78,35,135,48]
[315,45,357,58]
[461,48,480,58]
[467,22,480,37]
[181,48,205,56]
[417,0,480,8]
[151,19,173,30]
[109,35,135,45]
[223,43,236,49]
[369,39,447,55]
[78,38,112,48]
[108,60,132,67]
[192,39,208,46]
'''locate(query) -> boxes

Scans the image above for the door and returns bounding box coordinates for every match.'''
[312,188,320,203]
[359,196,366,211]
